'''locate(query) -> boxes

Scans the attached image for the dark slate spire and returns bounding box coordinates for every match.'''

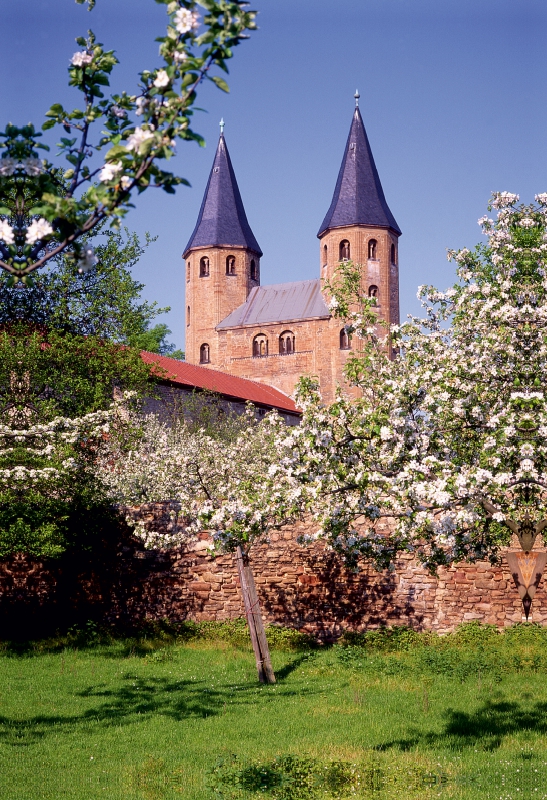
[183,130,262,257]
[318,103,401,237]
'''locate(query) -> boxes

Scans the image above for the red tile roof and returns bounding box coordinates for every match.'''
[140,351,300,415]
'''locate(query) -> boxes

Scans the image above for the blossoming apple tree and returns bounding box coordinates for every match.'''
[0,0,256,283]
[97,406,299,683]
[285,194,547,581]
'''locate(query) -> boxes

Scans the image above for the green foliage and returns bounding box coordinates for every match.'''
[0,228,169,343]
[336,622,547,679]
[175,619,316,651]
[129,321,183,358]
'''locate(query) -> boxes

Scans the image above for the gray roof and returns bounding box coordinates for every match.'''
[183,133,262,257]
[216,279,330,329]
[318,107,401,237]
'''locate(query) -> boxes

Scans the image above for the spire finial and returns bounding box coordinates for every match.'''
[354,90,360,108]
[219,118,225,134]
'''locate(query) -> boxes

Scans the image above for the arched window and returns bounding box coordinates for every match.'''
[199,256,209,277]
[323,244,328,266]
[250,259,258,281]
[368,239,377,259]
[252,333,268,357]
[186,261,190,281]
[368,285,379,299]
[226,255,236,275]
[187,306,190,326]
[279,330,295,355]
[391,243,396,264]
[199,343,210,364]
[339,240,350,261]
[340,328,351,350]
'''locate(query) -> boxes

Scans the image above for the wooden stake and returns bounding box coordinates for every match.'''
[235,545,276,684]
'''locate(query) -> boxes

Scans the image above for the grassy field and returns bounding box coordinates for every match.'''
[2,621,547,799]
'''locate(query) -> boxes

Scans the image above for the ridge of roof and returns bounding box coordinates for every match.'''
[140,351,300,414]
[318,107,401,237]
[183,133,262,258]
[217,279,330,330]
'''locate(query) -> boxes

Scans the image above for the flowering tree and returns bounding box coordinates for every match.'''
[0,404,119,558]
[97,406,298,683]
[0,0,256,283]
[285,194,547,584]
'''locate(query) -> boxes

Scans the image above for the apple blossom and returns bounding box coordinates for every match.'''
[26,218,53,245]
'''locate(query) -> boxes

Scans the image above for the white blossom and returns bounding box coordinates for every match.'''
[174,8,200,34]
[125,128,155,152]
[153,70,170,89]
[0,221,14,245]
[99,161,123,182]
[26,218,53,244]
[71,51,93,67]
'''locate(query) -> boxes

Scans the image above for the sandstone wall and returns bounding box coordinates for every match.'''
[2,505,543,639]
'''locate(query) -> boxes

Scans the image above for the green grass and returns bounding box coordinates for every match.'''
[2,621,547,799]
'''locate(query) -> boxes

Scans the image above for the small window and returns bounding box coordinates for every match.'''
[186,261,190,281]
[323,244,327,266]
[199,343,210,364]
[199,256,209,277]
[252,333,268,357]
[368,239,377,259]
[368,285,379,299]
[279,330,295,355]
[339,240,350,261]
[250,259,258,281]
[340,328,351,350]
[226,255,236,275]
[391,243,396,264]
[187,306,190,326]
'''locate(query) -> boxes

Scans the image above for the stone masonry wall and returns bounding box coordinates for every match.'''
[1,504,545,639]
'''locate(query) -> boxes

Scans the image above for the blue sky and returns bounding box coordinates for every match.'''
[3,0,547,351]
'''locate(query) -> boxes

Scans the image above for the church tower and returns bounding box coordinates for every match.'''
[318,93,401,330]
[183,124,262,367]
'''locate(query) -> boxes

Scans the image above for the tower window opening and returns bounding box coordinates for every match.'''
[391,243,396,264]
[199,256,210,277]
[199,343,210,364]
[250,259,258,281]
[252,333,268,358]
[339,240,350,261]
[187,306,190,326]
[279,330,295,355]
[368,239,377,259]
[323,244,328,266]
[226,255,236,275]
[186,261,190,281]
[340,328,351,350]
[368,285,379,300]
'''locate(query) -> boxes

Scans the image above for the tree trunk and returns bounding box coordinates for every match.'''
[235,546,276,684]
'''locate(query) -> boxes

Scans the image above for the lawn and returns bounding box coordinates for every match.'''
[2,621,547,799]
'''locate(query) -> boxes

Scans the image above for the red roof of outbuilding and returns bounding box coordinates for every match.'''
[140,351,300,415]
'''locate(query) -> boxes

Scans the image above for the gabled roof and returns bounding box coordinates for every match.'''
[140,351,300,415]
[183,133,262,258]
[216,279,330,330]
[318,107,401,237]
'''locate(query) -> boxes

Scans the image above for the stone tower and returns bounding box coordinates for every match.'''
[183,127,262,367]
[317,95,401,330]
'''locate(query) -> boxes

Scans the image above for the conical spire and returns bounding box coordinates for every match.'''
[183,131,262,257]
[318,104,401,237]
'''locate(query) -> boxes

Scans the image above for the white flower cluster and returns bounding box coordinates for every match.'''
[174,8,200,34]
[281,198,547,570]
[71,51,94,67]
[26,218,53,245]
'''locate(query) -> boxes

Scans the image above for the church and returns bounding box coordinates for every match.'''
[182,95,401,404]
